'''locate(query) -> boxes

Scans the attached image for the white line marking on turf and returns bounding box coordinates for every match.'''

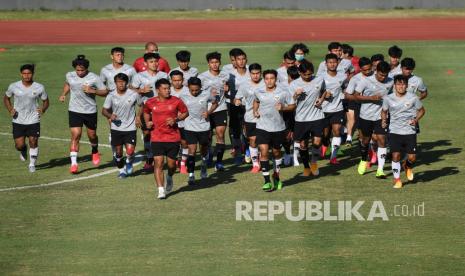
[0,132,111,148]
[0,155,144,192]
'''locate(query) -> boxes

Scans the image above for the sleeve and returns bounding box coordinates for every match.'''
[94,75,106,90]
[5,84,14,97]
[417,78,427,92]
[131,74,141,89]
[143,101,151,114]
[254,90,260,102]
[99,68,107,84]
[128,68,137,81]
[286,90,295,105]
[39,85,48,100]
[381,96,389,111]
[346,78,356,94]
[136,94,143,106]
[414,97,423,110]
[316,62,326,76]
[235,86,244,100]
[65,72,71,85]
[102,94,112,109]
[347,62,355,74]
[192,68,199,77]
[177,99,188,113]
[355,79,365,94]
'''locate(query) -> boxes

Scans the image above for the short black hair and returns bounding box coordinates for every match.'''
[20,64,35,73]
[114,73,129,84]
[287,65,300,80]
[341,44,354,56]
[248,63,262,72]
[297,60,314,73]
[376,61,391,74]
[325,53,339,62]
[144,52,160,61]
[358,57,372,68]
[229,48,242,57]
[111,47,125,55]
[388,45,403,58]
[371,54,385,63]
[394,74,409,84]
[231,48,246,58]
[72,55,89,69]
[206,51,221,62]
[176,50,191,62]
[169,70,184,79]
[328,42,342,51]
[283,50,296,61]
[263,69,278,78]
[155,78,171,89]
[401,57,416,70]
[187,77,202,87]
[290,43,310,55]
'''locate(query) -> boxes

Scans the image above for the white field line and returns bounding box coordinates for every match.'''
[0,132,144,192]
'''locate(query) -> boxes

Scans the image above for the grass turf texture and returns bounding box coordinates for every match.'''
[0,8,465,20]
[0,41,464,274]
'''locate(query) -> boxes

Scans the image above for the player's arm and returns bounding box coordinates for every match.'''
[3,94,16,117]
[143,107,153,129]
[102,107,116,121]
[381,109,389,129]
[412,106,426,125]
[83,85,108,97]
[418,89,428,100]
[253,99,260,118]
[353,91,382,102]
[59,83,70,102]
[38,98,50,116]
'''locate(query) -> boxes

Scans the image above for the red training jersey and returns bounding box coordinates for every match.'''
[133,56,171,74]
[351,56,361,75]
[143,96,188,142]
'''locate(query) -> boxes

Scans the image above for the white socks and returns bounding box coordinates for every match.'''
[377,147,387,171]
[392,161,401,179]
[29,147,38,166]
[70,151,78,165]
[293,142,300,166]
[249,146,259,166]
[330,137,341,159]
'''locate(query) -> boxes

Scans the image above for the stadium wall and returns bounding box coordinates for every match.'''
[0,0,464,10]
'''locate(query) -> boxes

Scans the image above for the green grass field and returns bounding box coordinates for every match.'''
[0,41,464,275]
[1,8,465,20]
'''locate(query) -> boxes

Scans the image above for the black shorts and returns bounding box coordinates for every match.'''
[343,99,361,112]
[255,128,286,149]
[283,111,296,131]
[12,122,40,139]
[389,133,417,154]
[110,130,137,146]
[151,142,180,160]
[184,130,210,145]
[209,110,228,128]
[68,111,97,130]
[228,103,244,138]
[324,110,345,126]
[293,119,324,141]
[359,118,387,136]
[244,122,257,138]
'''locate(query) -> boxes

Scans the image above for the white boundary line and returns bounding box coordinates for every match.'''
[0,132,143,192]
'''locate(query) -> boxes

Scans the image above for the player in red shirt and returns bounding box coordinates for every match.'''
[133,42,171,74]
[342,44,360,75]
[143,78,188,199]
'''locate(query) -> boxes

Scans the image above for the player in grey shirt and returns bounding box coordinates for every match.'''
[100,47,137,93]
[400,57,428,100]
[381,75,425,188]
[171,50,199,87]
[277,50,297,84]
[316,42,355,78]
[290,61,325,177]
[198,52,230,171]
[59,55,107,174]
[388,45,403,78]
[320,54,349,165]
[234,63,263,172]
[181,77,218,185]
[4,64,49,173]
[354,61,394,178]
[253,69,296,192]
[102,73,142,178]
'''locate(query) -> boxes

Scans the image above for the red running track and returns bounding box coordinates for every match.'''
[1,18,465,44]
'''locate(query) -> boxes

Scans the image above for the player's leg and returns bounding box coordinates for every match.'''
[125,143,136,176]
[321,119,331,159]
[214,125,226,171]
[270,131,285,190]
[346,109,355,145]
[69,127,82,174]
[403,134,417,182]
[143,130,154,171]
[357,118,372,175]
[27,133,39,173]
[179,130,189,174]
[13,134,27,162]
[390,133,403,188]
[330,119,343,164]
[84,113,99,166]
[114,143,126,178]
[153,154,166,199]
[187,143,198,185]
[256,129,272,191]
[373,132,387,179]
[198,131,210,179]
[245,122,260,172]
[165,144,179,194]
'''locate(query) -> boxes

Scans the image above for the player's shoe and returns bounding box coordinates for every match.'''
[357,160,367,175]
[157,188,166,199]
[393,178,403,189]
[244,148,251,164]
[126,162,133,175]
[345,139,352,147]
[376,169,387,179]
[310,163,319,176]
[19,151,27,162]
[272,172,283,190]
[403,162,414,181]
[330,157,340,165]
[283,154,293,166]
[188,175,195,186]
[180,164,188,174]
[92,152,100,166]
[70,164,79,174]
[370,151,377,165]
[28,164,36,173]
[250,165,261,173]
[303,167,311,176]
[143,163,154,172]
[118,171,127,179]
[165,174,173,193]
[262,182,273,192]
[215,162,225,172]
[200,165,208,179]
[320,145,328,159]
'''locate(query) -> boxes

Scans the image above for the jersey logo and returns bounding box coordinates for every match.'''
[274,95,281,102]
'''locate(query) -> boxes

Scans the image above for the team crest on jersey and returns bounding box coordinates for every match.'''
[199,100,205,104]
[274,95,281,102]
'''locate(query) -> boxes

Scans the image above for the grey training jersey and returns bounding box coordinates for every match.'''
[406,75,427,96]
[382,93,423,135]
[170,67,199,86]
[388,64,402,78]
[254,86,294,132]
[228,68,250,100]
[356,74,394,121]
[321,72,347,113]
[181,90,216,132]
[66,71,106,114]
[103,89,141,132]
[131,70,168,103]
[277,66,289,83]
[100,64,137,92]
[317,59,354,76]
[235,80,264,123]
[198,70,229,113]
[5,81,48,125]
[170,86,190,128]
[291,77,325,122]
[345,72,372,95]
